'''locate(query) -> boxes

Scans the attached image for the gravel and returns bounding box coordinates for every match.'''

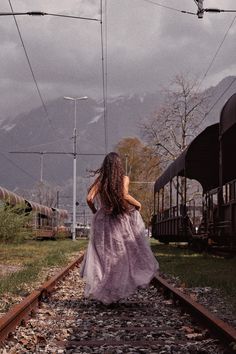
[160,272,236,329]
[0,265,229,354]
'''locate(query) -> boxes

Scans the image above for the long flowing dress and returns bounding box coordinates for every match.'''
[80,205,159,305]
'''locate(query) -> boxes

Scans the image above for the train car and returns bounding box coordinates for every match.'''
[152,123,219,245]
[152,93,236,251]
[207,93,236,249]
[0,185,68,239]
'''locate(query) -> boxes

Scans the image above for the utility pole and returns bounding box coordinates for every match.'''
[64,96,88,241]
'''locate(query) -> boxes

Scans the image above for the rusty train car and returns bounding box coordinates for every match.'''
[0,186,68,239]
[152,93,236,251]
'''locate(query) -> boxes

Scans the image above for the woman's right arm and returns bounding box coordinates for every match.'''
[87,183,99,214]
[123,176,141,210]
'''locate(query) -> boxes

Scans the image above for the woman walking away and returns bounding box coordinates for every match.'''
[80,152,159,305]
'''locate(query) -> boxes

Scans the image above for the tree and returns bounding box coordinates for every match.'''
[116,137,160,227]
[141,73,209,208]
[142,73,209,164]
[20,181,58,207]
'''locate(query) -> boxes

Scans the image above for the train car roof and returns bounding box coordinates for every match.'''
[52,207,69,219]
[0,185,65,218]
[26,200,53,217]
[154,123,219,193]
[220,93,236,136]
[0,186,25,205]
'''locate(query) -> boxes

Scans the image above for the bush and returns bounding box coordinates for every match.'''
[0,205,32,243]
[55,230,71,239]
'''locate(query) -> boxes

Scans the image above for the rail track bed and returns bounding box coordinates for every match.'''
[0,262,231,354]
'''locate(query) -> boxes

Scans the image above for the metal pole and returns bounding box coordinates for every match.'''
[56,190,59,208]
[40,153,44,183]
[63,96,88,241]
[72,100,77,241]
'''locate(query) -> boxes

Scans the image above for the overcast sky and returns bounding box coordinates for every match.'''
[0,0,236,120]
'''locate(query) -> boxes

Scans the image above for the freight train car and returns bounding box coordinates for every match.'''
[0,186,68,239]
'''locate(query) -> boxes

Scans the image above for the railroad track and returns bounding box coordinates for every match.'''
[0,254,235,353]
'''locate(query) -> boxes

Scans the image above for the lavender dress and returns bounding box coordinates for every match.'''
[80,206,159,304]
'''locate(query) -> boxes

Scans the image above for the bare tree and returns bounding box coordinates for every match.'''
[19,182,58,207]
[142,73,209,165]
[142,74,210,207]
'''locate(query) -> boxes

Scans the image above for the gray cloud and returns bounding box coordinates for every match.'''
[0,0,236,119]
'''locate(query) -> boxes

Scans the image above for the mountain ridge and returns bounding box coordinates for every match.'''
[0,75,235,197]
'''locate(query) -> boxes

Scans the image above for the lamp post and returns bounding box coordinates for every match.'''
[64,96,88,241]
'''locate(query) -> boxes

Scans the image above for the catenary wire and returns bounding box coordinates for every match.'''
[7,0,63,143]
[3,3,103,186]
[140,0,196,15]
[0,11,99,21]
[194,76,236,132]
[45,12,99,21]
[197,14,236,91]
[7,3,95,143]
[0,152,37,182]
[8,0,48,116]
[15,137,72,151]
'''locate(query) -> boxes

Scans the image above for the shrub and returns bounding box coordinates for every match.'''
[0,205,32,243]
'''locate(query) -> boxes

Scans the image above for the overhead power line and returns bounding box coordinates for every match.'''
[7,1,62,144]
[0,11,99,21]
[8,0,48,116]
[0,152,36,181]
[197,14,236,90]
[141,0,192,14]
[9,151,105,185]
[10,151,106,156]
[141,0,236,18]
[194,77,236,131]
[140,0,196,15]
[6,3,100,144]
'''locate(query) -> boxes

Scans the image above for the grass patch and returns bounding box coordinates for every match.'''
[150,239,236,310]
[0,239,88,297]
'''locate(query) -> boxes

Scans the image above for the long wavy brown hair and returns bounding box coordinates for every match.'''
[89,152,129,216]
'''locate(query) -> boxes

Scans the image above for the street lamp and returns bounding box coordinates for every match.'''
[64,96,88,241]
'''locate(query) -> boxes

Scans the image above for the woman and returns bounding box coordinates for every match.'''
[80,152,159,304]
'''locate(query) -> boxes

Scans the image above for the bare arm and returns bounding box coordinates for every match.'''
[86,183,99,214]
[123,176,141,210]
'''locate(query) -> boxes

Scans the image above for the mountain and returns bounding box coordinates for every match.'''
[0,92,162,190]
[0,76,236,207]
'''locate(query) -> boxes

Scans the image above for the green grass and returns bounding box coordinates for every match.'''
[0,239,88,297]
[150,239,236,310]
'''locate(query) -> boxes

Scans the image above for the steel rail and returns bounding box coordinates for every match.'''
[153,275,236,347]
[1,256,236,350]
[0,254,84,343]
